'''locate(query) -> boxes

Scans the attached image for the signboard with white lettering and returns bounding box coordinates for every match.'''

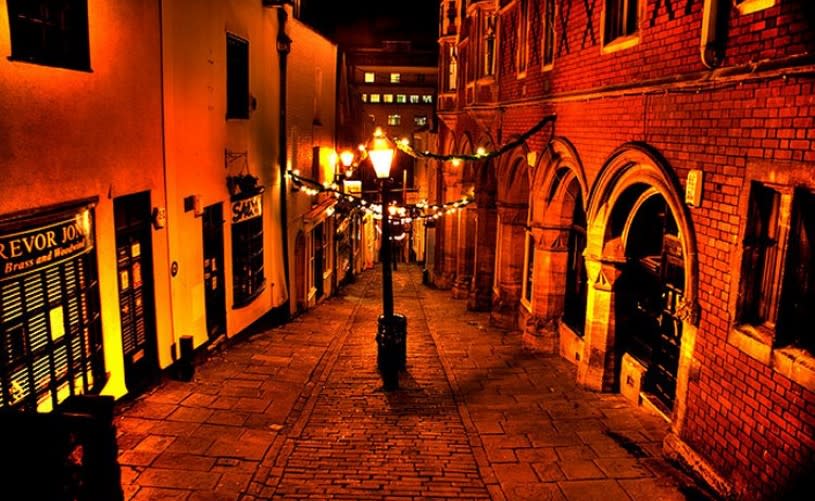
[0,212,93,282]
[231,194,263,224]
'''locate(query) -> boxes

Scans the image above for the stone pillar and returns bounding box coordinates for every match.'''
[432,178,460,289]
[467,201,496,311]
[577,253,624,392]
[452,206,477,299]
[490,204,528,329]
[522,226,570,353]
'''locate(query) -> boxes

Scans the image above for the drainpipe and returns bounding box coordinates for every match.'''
[700,0,730,69]
[277,7,292,319]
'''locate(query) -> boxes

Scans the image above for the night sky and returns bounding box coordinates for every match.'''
[299,0,439,48]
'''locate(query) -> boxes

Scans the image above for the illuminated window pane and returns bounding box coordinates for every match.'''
[410,95,420,103]
[364,72,375,82]
[422,95,433,103]
[390,73,401,83]
[414,115,427,127]
[396,95,407,103]
[383,94,394,103]
[362,94,368,102]
[387,114,401,126]
[370,94,381,103]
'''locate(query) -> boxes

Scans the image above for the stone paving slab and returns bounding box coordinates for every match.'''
[115,265,708,500]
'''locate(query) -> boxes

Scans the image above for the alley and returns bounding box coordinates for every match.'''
[116,266,705,500]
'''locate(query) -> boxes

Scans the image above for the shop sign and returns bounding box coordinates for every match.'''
[231,194,263,224]
[0,214,93,282]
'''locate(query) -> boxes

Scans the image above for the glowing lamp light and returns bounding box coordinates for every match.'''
[340,150,355,168]
[476,146,487,157]
[369,130,395,179]
[451,158,462,168]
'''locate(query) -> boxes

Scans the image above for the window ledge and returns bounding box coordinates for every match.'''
[728,324,772,364]
[735,0,776,15]
[602,34,640,54]
[773,348,815,392]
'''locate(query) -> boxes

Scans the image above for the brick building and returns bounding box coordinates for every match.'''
[429,0,814,497]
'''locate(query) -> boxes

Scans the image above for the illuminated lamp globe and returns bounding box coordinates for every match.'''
[369,131,395,179]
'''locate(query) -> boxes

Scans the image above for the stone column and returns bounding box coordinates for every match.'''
[577,253,624,392]
[432,177,460,289]
[522,225,570,353]
[452,206,477,299]
[467,198,496,311]
[490,204,528,329]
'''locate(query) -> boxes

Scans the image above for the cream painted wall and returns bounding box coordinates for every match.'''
[161,0,286,351]
[0,0,170,399]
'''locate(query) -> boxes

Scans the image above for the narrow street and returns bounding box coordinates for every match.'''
[116,265,705,500]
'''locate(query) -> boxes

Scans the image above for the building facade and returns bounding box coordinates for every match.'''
[431,0,814,498]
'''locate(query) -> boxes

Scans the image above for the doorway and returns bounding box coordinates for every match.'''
[202,204,226,340]
[114,192,158,394]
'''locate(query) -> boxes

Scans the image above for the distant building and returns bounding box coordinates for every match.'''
[430,0,815,498]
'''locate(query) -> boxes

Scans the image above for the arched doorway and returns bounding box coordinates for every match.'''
[581,144,699,427]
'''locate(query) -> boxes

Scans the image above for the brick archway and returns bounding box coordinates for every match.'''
[580,143,698,432]
[491,144,532,329]
[522,138,590,354]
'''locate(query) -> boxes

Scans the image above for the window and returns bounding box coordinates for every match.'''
[6,0,91,71]
[390,73,401,83]
[409,95,420,103]
[542,0,556,68]
[383,94,394,103]
[387,115,401,126]
[483,14,497,77]
[396,94,407,103]
[362,93,368,103]
[422,95,433,104]
[604,0,639,44]
[370,94,381,103]
[414,115,428,127]
[364,72,375,83]
[231,194,265,307]
[446,44,458,91]
[517,0,530,74]
[523,232,535,304]
[733,0,776,15]
[738,184,815,356]
[226,34,249,119]
[564,194,588,335]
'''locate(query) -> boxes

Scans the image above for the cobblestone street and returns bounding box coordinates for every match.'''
[116,265,706,500]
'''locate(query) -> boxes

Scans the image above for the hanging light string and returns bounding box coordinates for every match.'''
[286,169,474,223]
[396,113,556,162]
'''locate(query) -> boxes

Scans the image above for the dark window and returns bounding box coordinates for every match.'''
[604,0,638,43]
[6,0,90,71]
[543,0,555,66]
[231,195,264,307]
[564,195,588,335]
[517,0,529,73]
[776,189,815,353]
[738,183,780,326]
[524,233,534,303]
[226,34,249,119]
[483,14,496,77]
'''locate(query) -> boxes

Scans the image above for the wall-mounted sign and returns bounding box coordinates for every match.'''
[0,214,93,282]
[685,169,703,207]
[231,194,263,224]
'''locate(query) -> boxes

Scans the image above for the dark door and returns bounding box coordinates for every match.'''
[314,223,324,299]
[203,204,226,340]
[114,192,158,393]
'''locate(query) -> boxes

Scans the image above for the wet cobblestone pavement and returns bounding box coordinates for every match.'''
[116,265,706,500]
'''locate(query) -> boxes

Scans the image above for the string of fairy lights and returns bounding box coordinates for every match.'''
[285,113,556,225]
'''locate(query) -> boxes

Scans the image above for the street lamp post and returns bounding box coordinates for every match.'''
[369,129,406,391]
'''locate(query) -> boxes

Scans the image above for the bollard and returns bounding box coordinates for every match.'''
[175,335,195,381]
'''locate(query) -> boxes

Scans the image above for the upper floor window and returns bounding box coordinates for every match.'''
[517,0,530,74]
[414,115,428,127]
[364,72,375,83]
[409,95,420,104]
[446,44,457,91]
[362,93,368,103]
[226,34,250,119]
[390,73,401,83]
[482,14,497,77]
[6,0,90,71]
[604,0,639,45]
[738,183,815,355]
[369,94,381,103]
[422,95,433,104]
[542,0,556,68]
[387,114,401,126]
[396,94,407,104]
[383,94,394,103]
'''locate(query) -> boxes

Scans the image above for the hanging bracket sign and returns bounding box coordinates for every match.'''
[0,213,93,282]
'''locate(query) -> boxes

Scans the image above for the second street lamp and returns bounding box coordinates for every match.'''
[369,129,406,391]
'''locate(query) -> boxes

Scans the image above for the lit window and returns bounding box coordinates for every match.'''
[226,34,250,119]
[390,73,401,83]
[604,0,639,44]
[362,93,368,102]
[387,115,401,126]
[370,94,381,103]
[483,14,497,77]
[446,44,457,91]
[414,115,427,127]
[410,95,420,103]
[542,0,555,67]
[517,0,529,74]
[232,194,265,307]
[396,95,407,103]
[6,0,90,71]
[422,95,433,104]
[364,72,375,83]
[383,94,394,103]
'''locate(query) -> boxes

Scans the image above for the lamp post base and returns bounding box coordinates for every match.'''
[376,314,407,390]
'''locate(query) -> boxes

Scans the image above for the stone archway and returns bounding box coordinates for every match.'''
[491,145,531,329]
[522,138,590,354]
[580,143,698,428]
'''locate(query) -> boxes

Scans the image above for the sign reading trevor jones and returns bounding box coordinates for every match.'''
[0,213,93,281]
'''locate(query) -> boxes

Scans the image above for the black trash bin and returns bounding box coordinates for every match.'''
[376,313,407,389]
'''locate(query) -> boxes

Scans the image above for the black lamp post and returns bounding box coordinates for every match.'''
[369,129,407,391]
